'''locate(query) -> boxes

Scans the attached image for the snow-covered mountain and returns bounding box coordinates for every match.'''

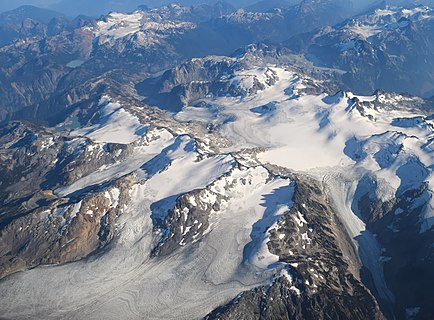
[0,0,393,123]
[288,4,434,97]
[0,2,433,320]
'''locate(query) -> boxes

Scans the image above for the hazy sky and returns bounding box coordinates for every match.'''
[0,0,430,17]
[0,0,147,15]
[0,0,263,16]
[0,0,57,12]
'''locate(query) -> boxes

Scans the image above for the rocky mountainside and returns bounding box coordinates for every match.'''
[0,4,200,122]
[287,4,434,97]
[0,5,86,47]
[0,1,377,123]
[286,0,357,34]
[0,2,433,320]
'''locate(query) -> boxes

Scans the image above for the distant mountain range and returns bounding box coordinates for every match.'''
[0,1,433,320]
[0,1,433,123]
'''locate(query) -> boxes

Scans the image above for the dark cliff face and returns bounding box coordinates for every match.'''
[354,176,434,320]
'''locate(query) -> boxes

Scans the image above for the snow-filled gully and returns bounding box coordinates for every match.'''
[0,162,296,320]
[1,66,433,319]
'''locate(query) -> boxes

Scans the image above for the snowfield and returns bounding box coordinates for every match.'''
[0,151,294,320]
[86,10,196,46]
[0,65,433,319]
[72,96,148,145]
[177,66,434,305]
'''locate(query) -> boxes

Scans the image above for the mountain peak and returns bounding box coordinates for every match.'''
[0,5,65,24]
